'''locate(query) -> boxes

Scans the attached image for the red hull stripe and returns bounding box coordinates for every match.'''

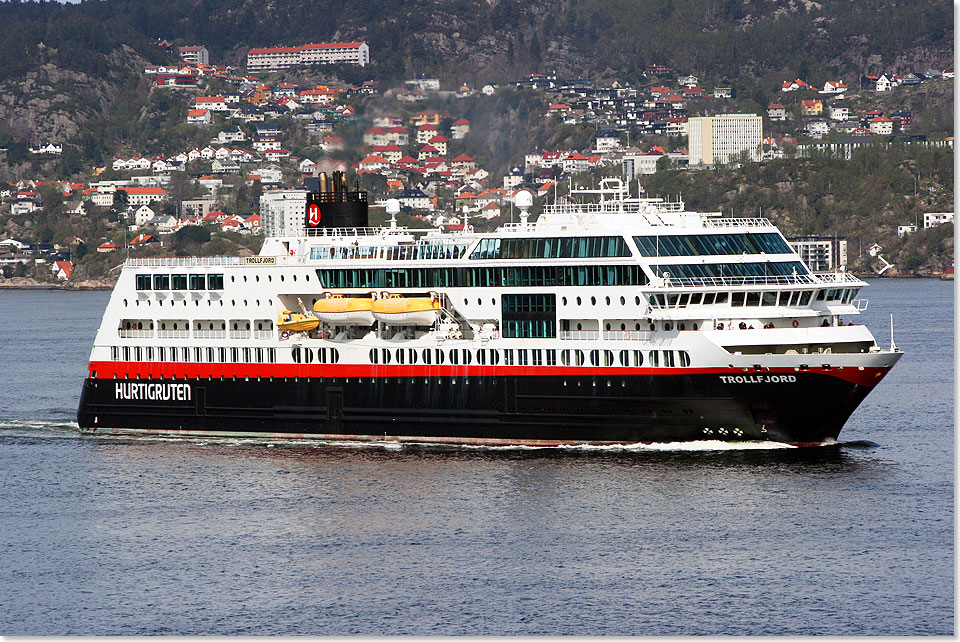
[87,360,891,387]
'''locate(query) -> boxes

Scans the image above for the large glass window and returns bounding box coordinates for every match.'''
[189,274,206,290]
[207,274,224,290]
[633,233,793,257]
[171,274,188,290]
[316,265,648,289]
[649,261,809,284]
[135,275,152,290]
[470,236,631,260]
[502,294,556,338]
[153,274,170,290]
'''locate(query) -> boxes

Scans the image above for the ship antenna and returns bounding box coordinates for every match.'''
[889,313,897,352]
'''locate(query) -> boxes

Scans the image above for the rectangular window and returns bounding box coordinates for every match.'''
[171,274,188,290]
[207,274,224,290]
[153,274,170,290]
[190,274,206,290]
[517,350,529,366]
[504,349,514,366]
[136,275,152,290]
[502,293,556,338]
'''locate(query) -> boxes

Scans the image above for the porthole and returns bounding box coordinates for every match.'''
[679,323,686,331]
[605,323,611,331]
[231,300,235,306]
[621,323,626,331]
[280,275,284,282]
[649,323,655,331]
[591,296,597,305]
[243,275,247,282]
[492,298,496,305]
[620,296,626,305]
[231,276,235,282]
[268,275,272,282]
[124,299,128,307]
[693,323,699,330]
[635,296,641,305]
[605,296,611,305]
[577,323,583,331]
[256,276,260,282]
[306,275,310,281]
[464,298,468,305]
[577,297,582,306]
[244,300,248,306]
[562,297,567,305]
[664,323,673,331]
[293,275,297,282]
[477,298,482,305]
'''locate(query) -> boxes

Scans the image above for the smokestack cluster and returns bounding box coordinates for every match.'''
[317,171,349,201]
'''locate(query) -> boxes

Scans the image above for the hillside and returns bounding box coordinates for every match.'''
[0,0,951,147]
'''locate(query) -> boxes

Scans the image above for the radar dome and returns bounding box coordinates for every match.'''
[385,199,401,215]
[515,190,533,208]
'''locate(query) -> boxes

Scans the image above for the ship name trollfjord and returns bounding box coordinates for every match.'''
[78,175,902,446]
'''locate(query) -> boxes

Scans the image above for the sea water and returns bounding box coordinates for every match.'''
[0,280,952,635]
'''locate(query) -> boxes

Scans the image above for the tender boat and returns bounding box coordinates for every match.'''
[371,294,441,325]
[277,310,320,333]
[313,294,375,325]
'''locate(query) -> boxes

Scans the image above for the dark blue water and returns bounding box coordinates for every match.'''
[0,281,952,635]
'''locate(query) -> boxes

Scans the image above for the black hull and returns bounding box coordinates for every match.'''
[78,370,880,445]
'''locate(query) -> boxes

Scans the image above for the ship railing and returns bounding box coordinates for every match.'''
[815,271,866,285]
[559,330,601,340]
[543,201,685,216]
[157,329,190,339]
[701,217,774,228]
[118,329,154,339]
[306,227,410,238]
[254,330,274,339]
[602,330,653,341]
[229,330,252,339]
[126,256,245,267]
[194,330,227,339]
[657,274,820,287]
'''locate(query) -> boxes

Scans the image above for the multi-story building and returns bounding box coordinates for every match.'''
[687,114,763,166]
[923,212,954,228]
[787,236,847,272]
[177,45,209,65]
[258,189,308,237]
[247,42,369,70]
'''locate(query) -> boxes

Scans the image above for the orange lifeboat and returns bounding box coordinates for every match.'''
[313,295,375,326]
[371,294,441,325]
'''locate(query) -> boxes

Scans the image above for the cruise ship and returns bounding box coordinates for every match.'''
[78,175,902,446]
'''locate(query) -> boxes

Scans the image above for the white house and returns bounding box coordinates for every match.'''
[923,212,954,228]
[876,75,897,92]
[829,105,849,121]
[869,116,894,135]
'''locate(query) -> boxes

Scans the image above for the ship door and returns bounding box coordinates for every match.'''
[195,387,206,416]
[327,387,344,420]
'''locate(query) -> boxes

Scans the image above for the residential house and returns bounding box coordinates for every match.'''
[397,187,435,211]
[195,96,229,111]
[450,118,470,140]
[52,260,73,280]
[805,120,830,138]
[820,81,848,94]
[416,123,440,145]
[132,204,157,227]
[869,116,894,135]
[800,99,823,116]
[829,105,849,121]
[876,74,897,92]
[923,212,954,228]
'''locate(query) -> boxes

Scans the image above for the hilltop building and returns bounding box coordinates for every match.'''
[247,42,369,70]
[787,236,847,272]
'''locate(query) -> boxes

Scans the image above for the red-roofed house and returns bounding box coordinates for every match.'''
[371,144,403,162]
[187,108,211,125]
[869,116,894,135]
[128,234,160,248]
[427,135,448,156]
[124,187,167,206]
[194,96,228,111]
[450,154,477,170]
[416,123,440,145]
[299,88,337,104]
[52,260,72,280]
[359,155,388,171]
[450,118,470,139]
[363,126,390,146]
[820,80,848,95]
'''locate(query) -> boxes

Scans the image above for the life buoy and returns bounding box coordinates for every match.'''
[280,330,290,339]
[792,320,799,328]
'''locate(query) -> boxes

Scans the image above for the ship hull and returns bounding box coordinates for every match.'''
[77,364,891,445]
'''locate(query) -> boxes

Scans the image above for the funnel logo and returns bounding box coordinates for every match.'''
[307,203,321,227]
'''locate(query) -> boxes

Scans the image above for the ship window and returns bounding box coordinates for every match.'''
[679,351,691,367]
[219,348,227,363]
[477,350,486,366]
[256,348,264,364]
[422,349,431,365]
[449,350,458,365]
[111,346,120,361]
[231,348,239,363]
[746,292,761,306]
[632,350,643,367]
[396,349,404,365]
[206,347,215,363]
[504,349,514,366]
[381,349,391,364]
[633,232,792,257]
[575,350,585,366]
[532,350,542,366]
[731,292,745,306]
[243,348,251,363]
[799,291,813,305]
[369,349,378,364]
[590,350,600,366]
[193,347,202,362]
[207,274,224,290]
[330,349,339,364]
[517,350,528,366]
[546,350,556,366]
[167,347,175,362]
[816,289,826,301]
[703,293,716,305]
[292,347,302,364]
[689,292,703,305]
[561,349,571,366]
[136,275,152,290]
[190,274,206,290]
[761,291,777,306]
[462,349,472,365]
[648,351,659,367]
[134,347,142,362]
[715,292,729,304]
[153,274,170,290]
[619,350,629,366]
[303,348,314,364]
[489,349,500,365]
[663,351,676,367]
[408,349,418,365]
[171,274,188,290]
[158,347,166,362]
[604,350,614,366]
[435,349,444,365]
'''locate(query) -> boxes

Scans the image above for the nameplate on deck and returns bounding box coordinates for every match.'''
[244,256,276,264]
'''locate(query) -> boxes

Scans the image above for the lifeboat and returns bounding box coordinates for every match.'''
[371,294,441,326]
[313,295,375,326]
[277,310,320,333]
